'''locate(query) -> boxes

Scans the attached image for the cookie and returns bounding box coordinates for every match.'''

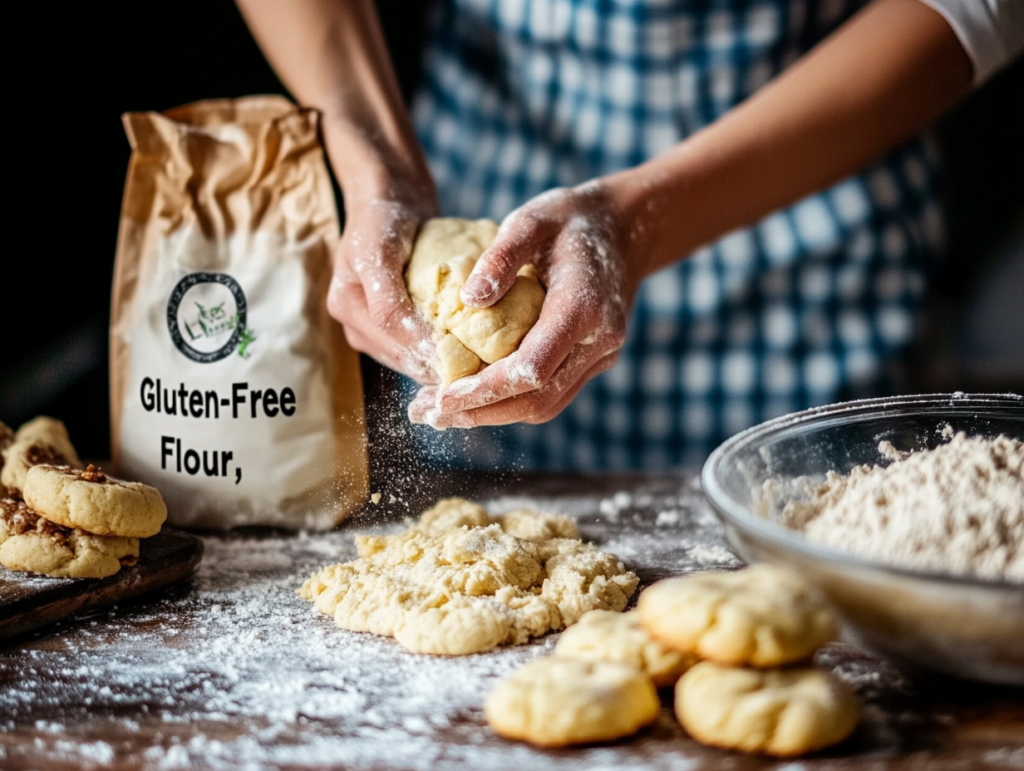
[1,417,82,496]
[485,657,660,747]
[675,661,860,756]
[554,609,697,687]
[0,421,13,497]
[0,497,139,579]
[636,566,837,667]
[24,464,167,538]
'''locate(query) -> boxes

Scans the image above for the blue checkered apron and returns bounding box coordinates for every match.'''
[409,0,945,470]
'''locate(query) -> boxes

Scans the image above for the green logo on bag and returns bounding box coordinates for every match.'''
[167,273,257,363]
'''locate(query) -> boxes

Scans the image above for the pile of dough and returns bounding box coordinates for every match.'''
[405,218,545,383]
[298,497,637,655]
[636,565,859,757]
[0,415,167,579]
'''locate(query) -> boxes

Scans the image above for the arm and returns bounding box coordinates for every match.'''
[606,0,972,279]
[413,0,973,427]
[236,0,440,382]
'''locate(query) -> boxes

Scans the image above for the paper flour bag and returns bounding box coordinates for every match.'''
[111,96,368,529]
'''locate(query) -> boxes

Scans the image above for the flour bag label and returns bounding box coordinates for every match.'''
[111,97,368,529]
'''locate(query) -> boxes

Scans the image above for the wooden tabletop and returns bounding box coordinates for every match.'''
[1,471,1022,770]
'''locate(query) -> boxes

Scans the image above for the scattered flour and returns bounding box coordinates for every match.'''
[0,485,738,770]
[781,433,1024,582]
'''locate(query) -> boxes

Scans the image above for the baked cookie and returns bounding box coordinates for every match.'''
[405,217,546,383]
[1,417,82,496]
[0,497,139,579]
[675,661,860,756]
[485,657,660,747]
[24,464,167,538]
[0,421,13,497]
[554,609,697,687]
[636,566,836,667]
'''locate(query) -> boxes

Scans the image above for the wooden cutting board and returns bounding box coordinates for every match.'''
[0,528,203,641]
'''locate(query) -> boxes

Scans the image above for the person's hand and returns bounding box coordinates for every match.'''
[325,142,441,385]
[408,180,649,427]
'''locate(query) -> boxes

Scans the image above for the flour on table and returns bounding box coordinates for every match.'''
[780,433,1024,582]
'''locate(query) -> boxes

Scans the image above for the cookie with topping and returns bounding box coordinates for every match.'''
[0,497,139,579]
[1,417,83,497]
[24,464,167,538]
[0,421,13,497]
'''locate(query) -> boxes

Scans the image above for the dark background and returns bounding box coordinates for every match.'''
[2,0,1021,459]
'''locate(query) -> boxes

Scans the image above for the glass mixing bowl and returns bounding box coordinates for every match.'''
[701,393,1024,685]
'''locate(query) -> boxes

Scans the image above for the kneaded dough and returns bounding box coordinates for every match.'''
[676,661,860,756]
[298,498,637,655]
[405,218,545,383]
[636,565,836,667]
[554,609,697,687]
[0,497,139,579]
[24,464,167,538]
[485,657,659,747]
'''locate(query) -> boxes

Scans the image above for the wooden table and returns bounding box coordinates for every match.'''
[2,471,1022,770]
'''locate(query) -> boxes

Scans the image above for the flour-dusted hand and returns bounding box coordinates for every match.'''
[327,175,441,385]
[408,181,648,427]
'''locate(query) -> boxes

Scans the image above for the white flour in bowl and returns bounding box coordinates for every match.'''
[780,433,1024,582]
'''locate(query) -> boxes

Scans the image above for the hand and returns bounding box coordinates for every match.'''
[325,147,441,385]
[408,180,648,427]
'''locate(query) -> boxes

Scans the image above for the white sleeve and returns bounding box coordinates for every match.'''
[917,0,1024,84]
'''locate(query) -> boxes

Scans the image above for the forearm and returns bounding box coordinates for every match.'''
[235,0,429,193]
[610,0,972,278]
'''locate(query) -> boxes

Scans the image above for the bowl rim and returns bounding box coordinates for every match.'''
[700,392,1024,590]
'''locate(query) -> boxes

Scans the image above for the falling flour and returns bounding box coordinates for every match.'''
[780,433,1024,582]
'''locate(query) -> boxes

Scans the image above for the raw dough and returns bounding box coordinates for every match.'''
[405,218,545,383]
[1,417,82,496]
[485,657,659,747]
[676,661,860,756]
[298,499,637,654]
[554,609,696,687]
[0,497,139,579]
[24,464,167,538]
[636,565,836,667]
[411,497,580,542]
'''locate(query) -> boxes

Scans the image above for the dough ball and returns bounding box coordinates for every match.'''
[675,661,860,756]
[636,565,836,667]
[555,609,696,687]
[485,657,659,746]
[405,217,545,383]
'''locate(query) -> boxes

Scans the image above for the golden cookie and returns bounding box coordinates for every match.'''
[1,417,83,496]
[0,497,139,579]
[24,464,167,538]
[675,661,860,756]
[485,657,659,746]
[554,609,697,687]
[636,566,836,667]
